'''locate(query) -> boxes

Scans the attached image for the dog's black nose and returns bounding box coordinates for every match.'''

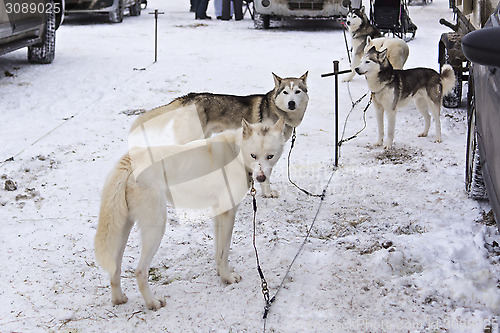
[355,68,360,74]
[256,174,266,183]
[288,101,296,110]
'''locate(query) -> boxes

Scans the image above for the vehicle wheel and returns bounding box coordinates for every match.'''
[28,0,56,64]
[129,0,141,16]
[441,42,462,108]
[254,13,270,29]
[109,0,124,23]
[465,87,488,200]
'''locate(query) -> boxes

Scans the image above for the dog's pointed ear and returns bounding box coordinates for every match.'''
[378,48,388,60]
[366,36,372,45]
[272,72,282,87]
[300,71,308,84]
[360,5,365,13]
[242,119,253,139]
[273,117,286,134]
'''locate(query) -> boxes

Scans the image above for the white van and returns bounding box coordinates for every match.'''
[253,0,362,28]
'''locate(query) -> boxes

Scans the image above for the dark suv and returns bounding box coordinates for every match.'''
[0,0,64,63]
[462,3,500,228]
[65,0,142,23]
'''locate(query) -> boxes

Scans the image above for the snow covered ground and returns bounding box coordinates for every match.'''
[1,0,500,332]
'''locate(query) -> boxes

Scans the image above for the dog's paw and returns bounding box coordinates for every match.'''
[383,143,393,150]
[418,132,428,137]
[146,298,166,311]
[374,140,383,147]
[112,296,128,305]
[435,137,442,143]
[221,272,242,284]
[262,190,279,198]
[112,294,128,305]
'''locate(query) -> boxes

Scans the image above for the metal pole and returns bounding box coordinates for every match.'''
[149,9,165,63]
[334,60,339,167]
[154,9,158,62]
[321,61,351,167]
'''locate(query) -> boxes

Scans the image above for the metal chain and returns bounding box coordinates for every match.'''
[287,128,325,199]
[337,92,373,161]
[251,165,336,332]
[251,181,274,321]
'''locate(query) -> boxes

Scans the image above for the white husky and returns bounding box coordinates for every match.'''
[344,6,409,82]
[364,36,409,70]
[95,118,286,310]
[355,47,455,148]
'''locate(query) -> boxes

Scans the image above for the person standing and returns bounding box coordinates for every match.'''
[193,0,211,19]
[221,0,242,20]
[214,0,233,19]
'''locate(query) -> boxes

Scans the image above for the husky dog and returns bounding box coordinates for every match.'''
[344,6,409,82]
[364,36,409,70]
[130,72,308,197]
[355,47,455,148]
[130,72,309,143]
[95,118,286,310]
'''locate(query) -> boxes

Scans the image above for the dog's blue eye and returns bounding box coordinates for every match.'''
[295,91,301,94]
[283,91,288,95]
[267,155,274,160]
[251,154,257,159]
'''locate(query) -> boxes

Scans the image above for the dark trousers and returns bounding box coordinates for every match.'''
[193,0,210,18]
[222,0,243,20]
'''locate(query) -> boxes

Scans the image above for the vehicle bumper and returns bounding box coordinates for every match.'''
[65,0,117,13]
[254,0,361,18]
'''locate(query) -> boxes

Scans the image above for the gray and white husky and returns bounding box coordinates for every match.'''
[344,6,409,82]
[130,72,308,197]
[355,47,455,148]
[131,72,309,143]
[95,118,286,310]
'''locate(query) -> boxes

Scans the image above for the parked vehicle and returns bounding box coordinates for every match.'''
[438,0,499,107]
[253,0,362,29]
[65,0,142,23]
[462,3,500,229]
[0,0,64,63]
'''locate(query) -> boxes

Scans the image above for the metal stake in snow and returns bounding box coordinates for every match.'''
[321,60,351,167]
[149,9,164,62]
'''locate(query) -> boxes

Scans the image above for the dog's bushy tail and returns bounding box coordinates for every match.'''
[129,96,190,133]
[94,154,132,274]
[440,64,456,96]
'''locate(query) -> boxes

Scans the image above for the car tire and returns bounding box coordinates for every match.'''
[254,13,270,29]
[129,0,141,16]
[465,84,488,200]
[27,0,56,64]
[109,0,124,23]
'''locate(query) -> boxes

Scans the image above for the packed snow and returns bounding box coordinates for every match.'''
[1,0,500,332]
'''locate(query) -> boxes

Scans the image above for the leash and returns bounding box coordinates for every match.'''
[250,182,274,324]
[339,92,372,147]
[286,128,325,199]
[341,22,352,65]
[251,168,334,332]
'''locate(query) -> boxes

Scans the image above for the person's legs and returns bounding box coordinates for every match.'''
[232,0,243,20]
[221,0,231,20]
[196,0,211,19]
